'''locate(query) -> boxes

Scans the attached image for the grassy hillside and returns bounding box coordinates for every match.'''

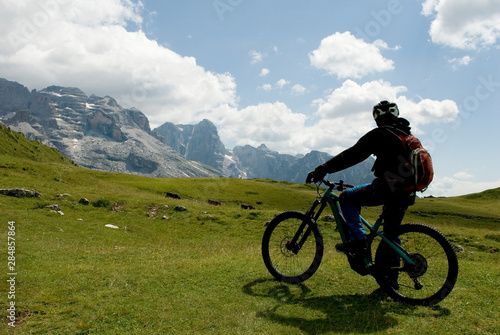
[0,124,75,165]
[1,124,499,334]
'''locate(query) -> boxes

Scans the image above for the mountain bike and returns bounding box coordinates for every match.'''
[261,180,459,306]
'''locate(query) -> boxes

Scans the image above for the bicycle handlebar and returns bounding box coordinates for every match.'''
[321,179,355,192]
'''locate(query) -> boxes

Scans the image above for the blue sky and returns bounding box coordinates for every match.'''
[1,0,499,196]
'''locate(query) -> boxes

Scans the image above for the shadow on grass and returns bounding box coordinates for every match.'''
[243,278,450,334]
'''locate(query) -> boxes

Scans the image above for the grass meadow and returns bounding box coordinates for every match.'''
[1,125,499,334]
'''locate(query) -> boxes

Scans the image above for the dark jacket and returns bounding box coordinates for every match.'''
[318,117,412,183]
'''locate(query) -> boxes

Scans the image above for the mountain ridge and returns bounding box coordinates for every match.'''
[0,78,374,184]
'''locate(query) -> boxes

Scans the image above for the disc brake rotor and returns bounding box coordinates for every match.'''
[404,253,428,278]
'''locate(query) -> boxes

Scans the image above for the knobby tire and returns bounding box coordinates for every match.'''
[262,211,323,284]
[374,223,459,306]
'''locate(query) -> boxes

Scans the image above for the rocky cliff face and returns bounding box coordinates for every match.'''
[0,79,217,177]
[0,78,374,184]
[230,144,374,185]
[155,121,374,185]
[154,119,228,172]
[231,144,296,179]
[0,78,31,113]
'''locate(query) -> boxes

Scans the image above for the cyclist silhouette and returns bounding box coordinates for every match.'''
[307,101,416,276]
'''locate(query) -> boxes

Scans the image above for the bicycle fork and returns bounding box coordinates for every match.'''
[286,200,323,254]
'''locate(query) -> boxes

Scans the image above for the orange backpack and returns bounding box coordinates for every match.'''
[386,128,434,192]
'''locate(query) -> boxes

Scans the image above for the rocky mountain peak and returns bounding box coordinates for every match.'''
[0,78,30,114]
[153,118,228,173]
[257,143,271,151]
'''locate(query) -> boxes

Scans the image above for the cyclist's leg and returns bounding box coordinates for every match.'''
[377,197,409,287]
[379,180,413,246]
[338,183,385,274]
[340,183,383,241]
[372,177,410,242]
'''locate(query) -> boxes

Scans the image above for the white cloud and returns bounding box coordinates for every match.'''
[448,55,472,70]
[396,97,459,130]
[422,0,500,49]
[315,80,405,119]
[0,0,237,127]
[249,50,266,64]
[452,170,474,181]
[259,68,270,76]
[310,80,460,153]
[257,79,292,91]
[257,83,272,91]
[276,79,290,89]
[309,32,396,79]
[291,84,307,95]
[421,0,439,16]
[212,102,308,152]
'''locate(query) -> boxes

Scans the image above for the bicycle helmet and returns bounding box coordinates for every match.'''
[372,100,399,120]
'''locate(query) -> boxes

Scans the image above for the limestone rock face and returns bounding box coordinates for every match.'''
[0,79,217,177]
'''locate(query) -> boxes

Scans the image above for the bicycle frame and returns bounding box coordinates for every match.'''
[304,184,415,266]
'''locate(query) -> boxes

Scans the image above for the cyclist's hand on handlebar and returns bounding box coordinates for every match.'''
[306,166,327,184]
[305,171,315,184]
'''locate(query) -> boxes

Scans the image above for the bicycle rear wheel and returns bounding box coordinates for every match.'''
[262,211,323,284]
[374,223,459,306]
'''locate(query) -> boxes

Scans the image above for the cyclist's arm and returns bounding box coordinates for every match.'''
[318,131,375,174]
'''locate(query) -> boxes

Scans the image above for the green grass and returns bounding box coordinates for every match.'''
[1,125,499,334]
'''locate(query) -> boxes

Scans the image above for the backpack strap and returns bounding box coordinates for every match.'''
[383,126,407,149]
[382,125,410,136]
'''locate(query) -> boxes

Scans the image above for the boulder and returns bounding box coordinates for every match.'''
[79,198,90,205]
[0,188,41,198]
[45,204,61,211]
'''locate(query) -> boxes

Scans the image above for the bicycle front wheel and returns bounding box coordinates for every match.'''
[374,223,459,306]
[262,211,323,284]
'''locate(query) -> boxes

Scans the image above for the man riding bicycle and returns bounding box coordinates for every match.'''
[306,100,415,276]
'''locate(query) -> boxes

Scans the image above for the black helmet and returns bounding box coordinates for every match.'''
[372,100,399,120]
